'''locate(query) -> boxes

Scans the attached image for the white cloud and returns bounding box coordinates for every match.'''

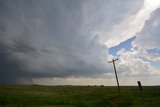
[134,8,160,49]
[116,48,160,76]
[117,48,126,56]
[105,0,160,48]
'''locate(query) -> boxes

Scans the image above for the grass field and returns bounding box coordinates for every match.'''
[0,85,159,107]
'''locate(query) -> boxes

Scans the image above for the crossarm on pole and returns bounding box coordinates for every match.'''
[108,58,118,63]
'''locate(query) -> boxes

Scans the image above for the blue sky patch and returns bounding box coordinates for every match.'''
[145,48,160,68]
[108,36,136,56]
[140,57,160,69]
[146,48,160,54]
[151,61,160,69]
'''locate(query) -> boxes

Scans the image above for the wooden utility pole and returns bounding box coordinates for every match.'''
[108,58,120,94]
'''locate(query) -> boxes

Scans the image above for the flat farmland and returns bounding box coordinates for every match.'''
[0,85,159,107]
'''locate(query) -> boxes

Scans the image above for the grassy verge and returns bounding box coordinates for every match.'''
[0,85,159,107]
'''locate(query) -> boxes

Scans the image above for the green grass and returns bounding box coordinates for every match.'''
[0,85,159,107]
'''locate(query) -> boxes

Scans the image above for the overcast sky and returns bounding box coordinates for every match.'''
[0,0,160,85]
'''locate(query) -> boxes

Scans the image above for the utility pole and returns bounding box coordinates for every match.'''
[108,58,120,94]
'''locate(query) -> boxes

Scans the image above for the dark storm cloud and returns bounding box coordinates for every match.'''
[0,53,55,84]
[0,0,143,84]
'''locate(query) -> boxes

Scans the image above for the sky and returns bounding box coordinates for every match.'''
[0,0,160,86]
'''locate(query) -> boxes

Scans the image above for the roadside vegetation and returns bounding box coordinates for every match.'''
[0,85,159,107]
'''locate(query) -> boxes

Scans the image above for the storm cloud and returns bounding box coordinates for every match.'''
[1,0,159,85]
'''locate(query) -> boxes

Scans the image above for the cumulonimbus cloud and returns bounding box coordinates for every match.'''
[0,0,160,85]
